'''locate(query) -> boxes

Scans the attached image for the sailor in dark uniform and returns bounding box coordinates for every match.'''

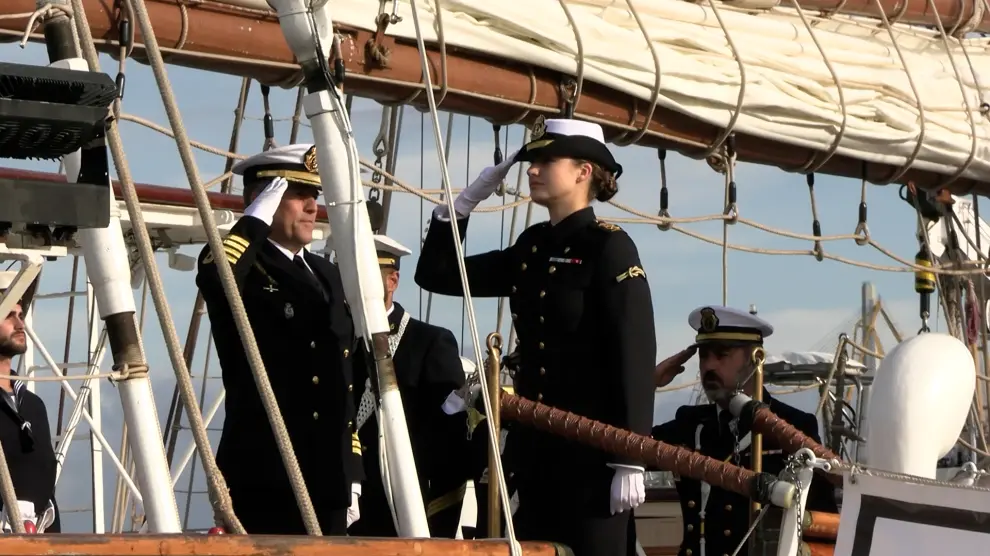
[650,306,838,556]
[415,118,657,555]
[0,274,59,534]
[195,144,363,535]
[346,235,471,538]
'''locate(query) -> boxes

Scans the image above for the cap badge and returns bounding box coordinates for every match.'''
[699,307,719,333]
[530,115,546,140]
[303,145,319,174]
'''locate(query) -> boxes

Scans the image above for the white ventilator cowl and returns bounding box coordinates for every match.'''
[865,333,975,479]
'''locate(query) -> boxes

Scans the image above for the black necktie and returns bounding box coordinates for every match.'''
[294,255,325,296]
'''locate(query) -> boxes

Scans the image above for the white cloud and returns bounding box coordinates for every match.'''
[4,41,951,533]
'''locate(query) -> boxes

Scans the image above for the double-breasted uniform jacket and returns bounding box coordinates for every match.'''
[196,215,364,531]
[651,392,838,556]
[414,206,657,515]
[348,301,469,538]
[0,381,60,532]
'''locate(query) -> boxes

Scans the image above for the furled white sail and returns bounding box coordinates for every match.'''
[220,0,990,180]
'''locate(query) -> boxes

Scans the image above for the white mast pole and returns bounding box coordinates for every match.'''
[265,0,430,537]
[39,8,182,532]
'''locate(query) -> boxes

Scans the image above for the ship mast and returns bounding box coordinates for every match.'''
[1,8,183,531]
[264,0,429,536]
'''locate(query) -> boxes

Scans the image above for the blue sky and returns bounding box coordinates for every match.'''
[4,42,944,531]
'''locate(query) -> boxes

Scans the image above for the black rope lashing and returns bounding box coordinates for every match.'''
[854,161,869,246]
[261,84,276,151]
[723,134,738,223]
[656,149,671,231]
[807,173,823,261]
[493,124,503,165]
[114,18,131,101]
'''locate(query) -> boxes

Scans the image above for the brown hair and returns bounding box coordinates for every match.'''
[576,160,618,202]
[241,178,265,207]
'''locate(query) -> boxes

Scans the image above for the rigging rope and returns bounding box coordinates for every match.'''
[107,111,990,277]
[407,0,521,551]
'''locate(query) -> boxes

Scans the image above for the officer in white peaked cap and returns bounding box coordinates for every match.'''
[647,305,838,556]
[416,117,655,554]
[347,234,472,539]
[196,143,365,536]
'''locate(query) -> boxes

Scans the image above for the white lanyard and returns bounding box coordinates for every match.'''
[356,311,410,431]
[694,417,752,556]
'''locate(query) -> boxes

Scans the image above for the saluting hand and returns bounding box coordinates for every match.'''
[654,347,697,388]
[439,150,520,220]
[243,177,290,226]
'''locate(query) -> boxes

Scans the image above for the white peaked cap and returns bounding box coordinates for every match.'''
[545,119,606,144]
[374,235,411,270]
[688,305,774,345]
[231,143,316,175]
[374,235,412,258]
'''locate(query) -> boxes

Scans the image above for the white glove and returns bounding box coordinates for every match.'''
[607,463,646,515]
[0,499,53,534]
[243,177,289,226]
[434,150,519,222]
[346,482,361,527]
[441,383,482,415]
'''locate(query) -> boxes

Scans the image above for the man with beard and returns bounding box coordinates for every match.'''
[347,235,471,538]
[646,306,837,556]
[0,272,59,533]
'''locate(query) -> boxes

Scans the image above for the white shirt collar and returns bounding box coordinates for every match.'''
[268,239,313,272]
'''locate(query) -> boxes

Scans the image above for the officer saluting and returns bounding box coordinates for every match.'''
[196,144,363,535]
[650,306,837,556]
[415,118,656,555]
[346,235,471,538]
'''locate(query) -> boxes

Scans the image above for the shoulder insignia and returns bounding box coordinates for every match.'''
[615,266,646,283]
[221,234,249,264]
[596,220,621,232]
[699,307,719,333]
[201,252,214,265]
[303,145,319,174]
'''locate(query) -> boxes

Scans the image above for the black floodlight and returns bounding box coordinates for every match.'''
[0,62,117,230]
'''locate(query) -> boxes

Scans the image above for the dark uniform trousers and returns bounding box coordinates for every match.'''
[0,388,60,532]
[196,215,364,535]
[347,302,470,538]
[415,207,657,555]
[650,392,839,556]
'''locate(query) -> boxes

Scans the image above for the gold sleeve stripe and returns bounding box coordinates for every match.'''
[351,432,362,455]
[223,245,243,264]
[426,483,467,517]
[223,234,250,250]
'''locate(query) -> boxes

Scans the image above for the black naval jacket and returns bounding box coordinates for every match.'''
[0,382,60,532]
[652,392,838,556]
[348,302,469,538]
[196,215,364,518]
[415,207,657,515]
